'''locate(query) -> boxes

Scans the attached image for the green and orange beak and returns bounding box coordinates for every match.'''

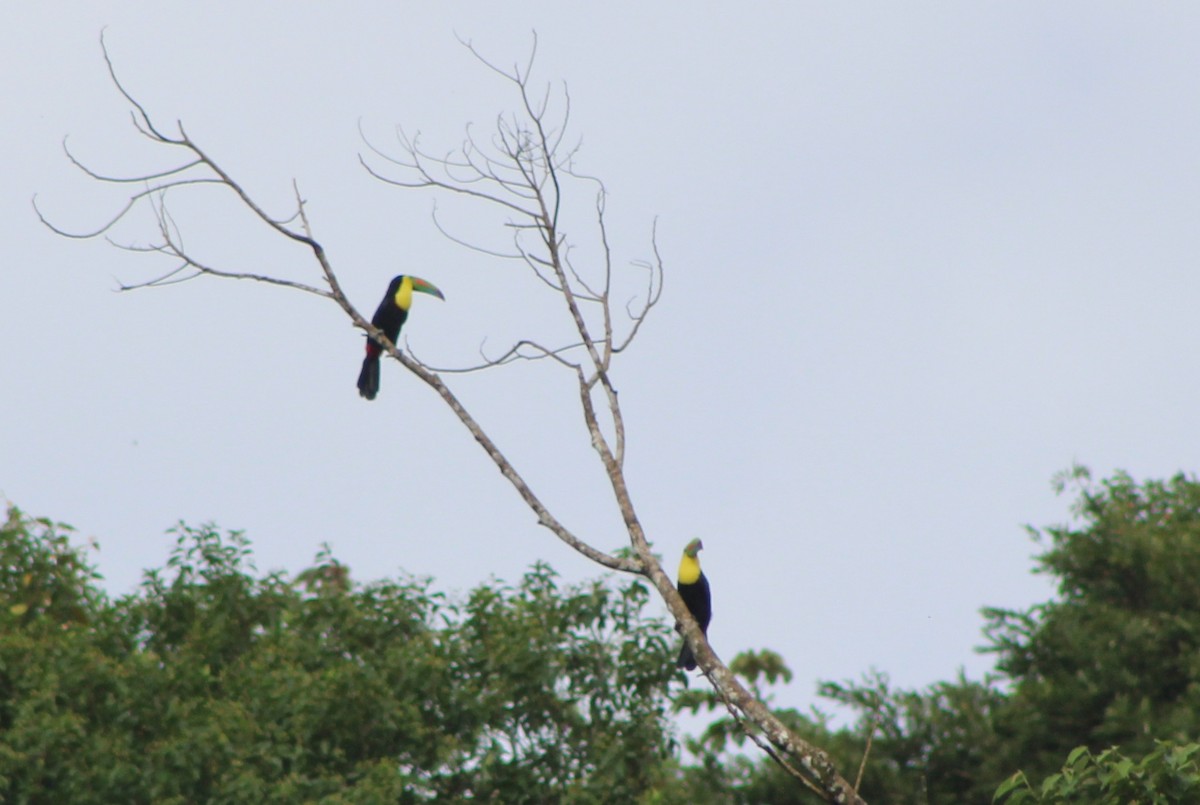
[409,276,445,301]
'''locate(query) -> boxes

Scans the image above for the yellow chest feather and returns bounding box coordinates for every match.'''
[394,276,414,310]
[678,554,702,585]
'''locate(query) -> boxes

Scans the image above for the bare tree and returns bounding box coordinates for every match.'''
[36,34,866,804]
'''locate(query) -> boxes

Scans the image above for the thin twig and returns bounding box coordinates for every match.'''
[855,716,878,792]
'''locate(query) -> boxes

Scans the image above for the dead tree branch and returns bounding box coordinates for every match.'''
[36,31,638,578]
[40,32,865,804]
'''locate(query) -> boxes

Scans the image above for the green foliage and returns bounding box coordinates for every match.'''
[11,466,1200,803]
[994,741,1200,804]
[674,648,794,755]
[666,468,1200,805]
[815,469,1200,803]
[661,649,843,804]
[818,670,1008,804]
[983,469,1200,786]
[0,505,101,628]
[673,658,1006,803]
[0,506,679,803]
[666,653,1006,803]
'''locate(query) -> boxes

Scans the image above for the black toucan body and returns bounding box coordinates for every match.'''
[357,274,444,400]
[675,538,712,671]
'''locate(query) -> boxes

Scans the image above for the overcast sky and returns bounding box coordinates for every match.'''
[5,4,1200,725]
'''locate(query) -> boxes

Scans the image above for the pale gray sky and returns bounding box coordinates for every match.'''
[5,4,1200,723]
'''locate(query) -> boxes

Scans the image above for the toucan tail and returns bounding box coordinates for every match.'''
[357,353,380,400]
[676,642,697,671]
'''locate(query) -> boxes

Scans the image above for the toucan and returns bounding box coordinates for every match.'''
[675,538,712,671]
[357,275,445,400]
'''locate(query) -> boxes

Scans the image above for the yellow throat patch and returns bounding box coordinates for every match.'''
[394,276,414,310]
[678,553,702,585]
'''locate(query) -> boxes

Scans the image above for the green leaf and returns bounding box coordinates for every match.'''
[1066,746,1090,767]
[993,771,1029,802]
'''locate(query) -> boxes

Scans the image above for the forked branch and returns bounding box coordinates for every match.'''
[35,32,638,578]
[40,32,864,804]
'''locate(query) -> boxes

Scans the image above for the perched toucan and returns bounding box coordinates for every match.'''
[675,538,712,671]
[356,274,445,400]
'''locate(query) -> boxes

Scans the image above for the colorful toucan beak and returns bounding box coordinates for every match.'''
[409,277,445,300]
